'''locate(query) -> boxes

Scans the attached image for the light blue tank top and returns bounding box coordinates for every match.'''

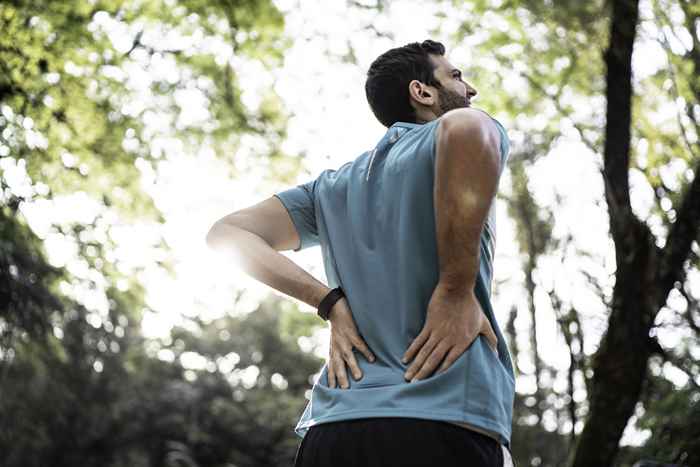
[274,110,515,450]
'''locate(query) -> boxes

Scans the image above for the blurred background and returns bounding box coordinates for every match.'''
[1,0,698,466]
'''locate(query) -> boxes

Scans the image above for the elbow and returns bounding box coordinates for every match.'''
[206,220,235,250]
[205,222,221,250]
[206,218,251,251]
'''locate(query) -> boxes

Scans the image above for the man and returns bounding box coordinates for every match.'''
[206,39,516,467]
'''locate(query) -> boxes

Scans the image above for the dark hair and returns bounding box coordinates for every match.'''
[365,40,446,128]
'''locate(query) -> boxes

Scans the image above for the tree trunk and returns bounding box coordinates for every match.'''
[571,0,646,465]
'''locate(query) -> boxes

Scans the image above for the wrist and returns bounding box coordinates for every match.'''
[313,285,333,308]
[327,300,342,322]
[317,286,345,321]
[436,279,476,298]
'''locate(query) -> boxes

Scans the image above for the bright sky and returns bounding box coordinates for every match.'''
[9,0,699,447]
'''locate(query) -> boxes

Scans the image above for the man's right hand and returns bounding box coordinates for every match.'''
[401,283,498,382]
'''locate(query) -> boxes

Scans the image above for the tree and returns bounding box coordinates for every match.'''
[439,0,700,465]
[572,0,699,465]
[1,1,319,465]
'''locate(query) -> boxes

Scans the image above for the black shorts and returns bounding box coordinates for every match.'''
[293,417,505,467]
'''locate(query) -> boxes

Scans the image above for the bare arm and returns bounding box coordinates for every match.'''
[205,197,331,309]
[206,197,377,387]
[401,110,503,378]
[434,108,502,294]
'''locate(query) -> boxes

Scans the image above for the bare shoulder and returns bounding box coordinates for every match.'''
[437,108,501,151]
[438,108,498,133]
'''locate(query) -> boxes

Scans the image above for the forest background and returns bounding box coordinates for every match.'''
[1,0,699,466]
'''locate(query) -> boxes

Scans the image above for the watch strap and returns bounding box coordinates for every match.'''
[318,286,345,321]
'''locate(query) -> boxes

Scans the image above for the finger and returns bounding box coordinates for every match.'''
[351,336,376,363]
[413,342,450,381]
[332,354,350,389]
[344,348,363,381]
[405,336,438,381]
[482,323,499,356]
[402,329,430,364]
[327,360,336,388]
[489,335,498,356]
[437,345,463,374]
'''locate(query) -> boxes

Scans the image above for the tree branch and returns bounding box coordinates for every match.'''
[677,282,700,335]
[658,137,700,293]
[600,0,640,253]
[647,335,700,391]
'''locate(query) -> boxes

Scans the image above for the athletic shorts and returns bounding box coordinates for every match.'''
[293,417,515,467]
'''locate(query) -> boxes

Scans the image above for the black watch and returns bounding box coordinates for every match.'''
[317,286,345,321]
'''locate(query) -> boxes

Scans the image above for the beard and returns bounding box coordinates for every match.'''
[437,86,469,114]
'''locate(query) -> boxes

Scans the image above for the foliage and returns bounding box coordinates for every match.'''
[2,0,699,465]
[1,0,321,465]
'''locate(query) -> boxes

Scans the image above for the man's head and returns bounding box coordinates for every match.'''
[365,39,478,128]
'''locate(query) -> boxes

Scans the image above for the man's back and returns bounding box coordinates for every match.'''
[274,111,515,451]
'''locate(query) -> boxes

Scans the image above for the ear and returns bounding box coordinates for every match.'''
[408,79,434,107]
